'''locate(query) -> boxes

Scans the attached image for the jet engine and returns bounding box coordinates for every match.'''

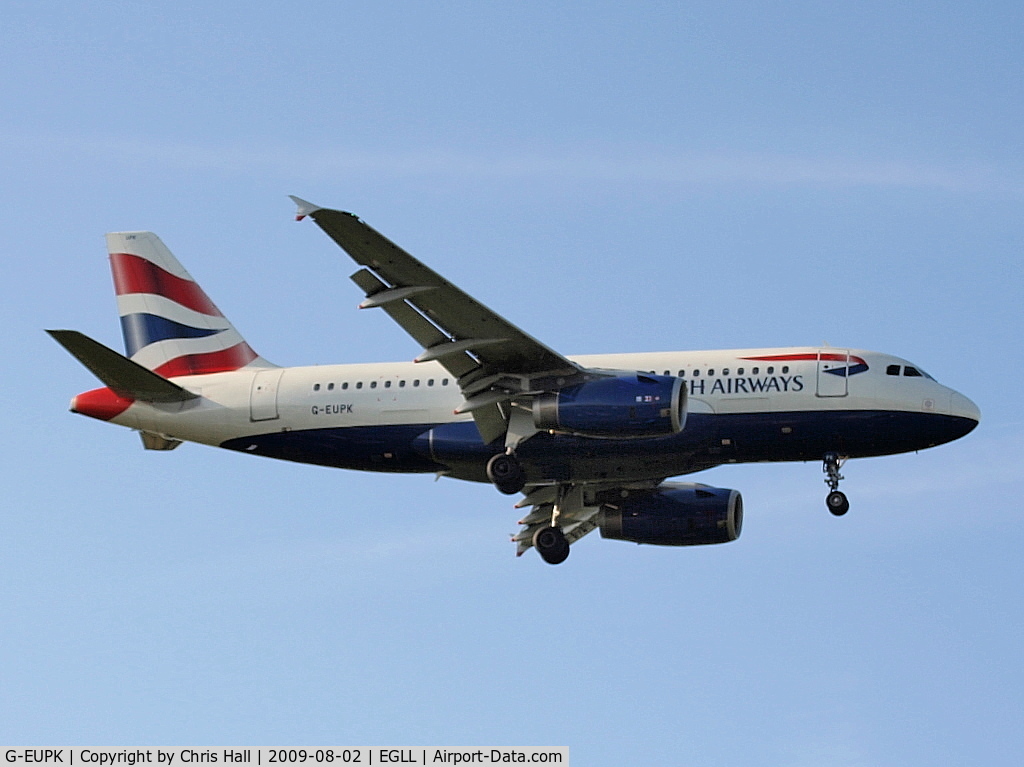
[532,374,686,438]
[598,483,742,546]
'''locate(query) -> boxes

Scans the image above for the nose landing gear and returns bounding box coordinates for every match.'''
[822,452,850,516]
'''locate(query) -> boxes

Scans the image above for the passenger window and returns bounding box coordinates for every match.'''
[442,378,449,386]
[356,382,363,389]
[313,383,320,392]
[693,370,700,377]
[384,380,391,388]
[678,370,685,377]
[752,367,759,375]
[342,382,349,390]
[664,370,670,376]
[737,368,744,375]
[722,368,730,376]
[886,365,900,376]
[782,366,789,374]
[399,380,406,387]
[370,381,377,389]
[767,367,774,374]
[328,383,334,391]
[428,379,435,386]
[413,379,420,387]
[708,369,715,376]
[904,367,923,377]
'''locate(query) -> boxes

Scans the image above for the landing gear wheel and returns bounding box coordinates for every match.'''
[822,452,849,516]
[826,490,850,516]
[533,525,570,565]
[487,453,526,495]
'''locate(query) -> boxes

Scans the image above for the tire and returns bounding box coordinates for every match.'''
[826,490,850,516]
[533,526,570,565]
[487,453,526,495]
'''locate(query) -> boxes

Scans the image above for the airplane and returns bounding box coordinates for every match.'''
[48,197,981,564]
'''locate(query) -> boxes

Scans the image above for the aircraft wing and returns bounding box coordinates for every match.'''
[291,197,586,443]
[511,479,665,557]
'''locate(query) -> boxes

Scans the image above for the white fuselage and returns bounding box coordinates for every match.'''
[93,346,978,483]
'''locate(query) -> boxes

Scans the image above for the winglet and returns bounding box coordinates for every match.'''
[289,195,322,222]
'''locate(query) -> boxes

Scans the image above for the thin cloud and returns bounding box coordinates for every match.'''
[4,131,1018,195]
[854,428,1023,501]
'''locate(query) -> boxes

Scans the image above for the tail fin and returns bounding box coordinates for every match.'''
[107,232,275,376]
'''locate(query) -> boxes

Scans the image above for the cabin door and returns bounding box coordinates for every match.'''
[816,349,850,397]
[250,369,285,421]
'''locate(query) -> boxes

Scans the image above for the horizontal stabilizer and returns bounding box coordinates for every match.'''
[46,329,200,403]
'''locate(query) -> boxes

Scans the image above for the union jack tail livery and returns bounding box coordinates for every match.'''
[107,232,274,376]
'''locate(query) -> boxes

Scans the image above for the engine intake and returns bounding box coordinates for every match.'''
[533,374,686,438]
[599,483,742,546]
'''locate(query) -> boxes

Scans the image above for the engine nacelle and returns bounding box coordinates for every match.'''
[599,483,742,546]
[532,374,686,438]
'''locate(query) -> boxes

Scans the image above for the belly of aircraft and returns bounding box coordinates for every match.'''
[219,408,976,483]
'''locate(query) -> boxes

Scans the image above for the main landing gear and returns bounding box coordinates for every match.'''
[487,451,526,495]
[488,450,569,564]
[822,451,850,516]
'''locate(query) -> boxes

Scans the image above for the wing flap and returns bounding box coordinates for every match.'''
[350,268,479,378]
[471,402,508,446]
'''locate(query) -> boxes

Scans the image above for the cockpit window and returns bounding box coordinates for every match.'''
[887,363,936,381]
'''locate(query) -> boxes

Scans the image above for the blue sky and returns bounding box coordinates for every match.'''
[2,1,1022,763]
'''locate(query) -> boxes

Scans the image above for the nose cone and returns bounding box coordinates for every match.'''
[942,390,980,444]
[950,391,981,426]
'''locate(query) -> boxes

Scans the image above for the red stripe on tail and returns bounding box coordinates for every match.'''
[110,253,223,317]
[153,342,258,377]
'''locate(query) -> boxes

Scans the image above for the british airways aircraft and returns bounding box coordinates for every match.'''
[49,197,980,564]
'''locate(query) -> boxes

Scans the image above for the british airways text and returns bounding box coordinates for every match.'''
[689,375,804,396]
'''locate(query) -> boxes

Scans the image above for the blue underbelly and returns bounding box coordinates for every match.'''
[219,409,976,481]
